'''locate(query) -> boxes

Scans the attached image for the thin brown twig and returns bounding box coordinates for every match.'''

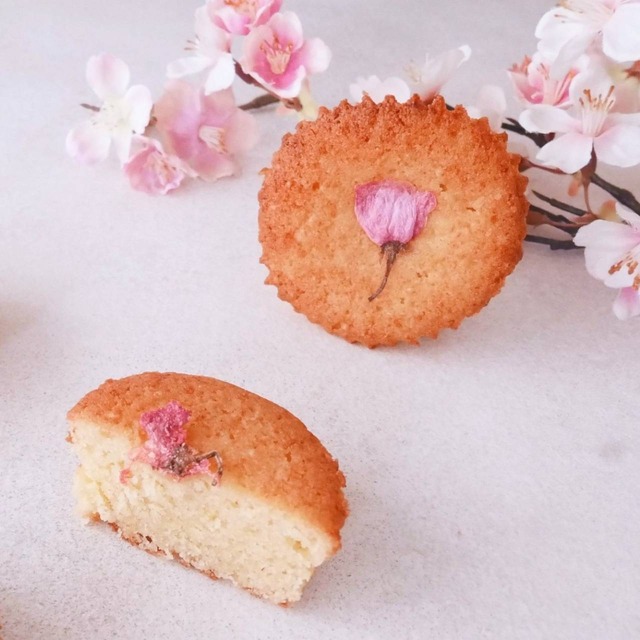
[501,119,549,148]
[525,234,579,250]
[239,94,280,111]
[531,191,589,217]
[529,204,576,228]
[520,158,565,175]
[590,173,640,214]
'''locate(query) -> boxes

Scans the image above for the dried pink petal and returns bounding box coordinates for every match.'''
[355,180,437,246]
[139,400,191,467]
[354,179,437,301]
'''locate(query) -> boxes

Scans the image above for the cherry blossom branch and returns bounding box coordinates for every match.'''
[525,235,580,250]
[501,118,548,148]
[520,158,565,175]
[529,204,577,229]
[503,118,640,215]
[526,193,595,241]
[590,173,640,215]
[531,191,589,217]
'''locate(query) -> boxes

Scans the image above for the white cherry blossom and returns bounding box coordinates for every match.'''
[574,203,640,318]
[519,73,640,172]
[466,84,507,132]
[166,7,235,95]
[536,0,640,69]
[406,45,471,102]
[66,54,152,164]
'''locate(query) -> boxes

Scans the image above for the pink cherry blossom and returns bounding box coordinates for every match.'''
[206,0,282,35]
[536,0,640,68]
[508,53,580,107]
[406,45,471,102]
[519,74,640,173]
[349,75,411,104]
[123,137,196,195]
[239,11,331,99]
[574,203,640,319]
[154,80,257,181]
[66,53,152,164]
[355,180,437,301]
[166,7,234,95]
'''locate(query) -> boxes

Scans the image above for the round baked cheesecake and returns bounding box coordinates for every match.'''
[259,95,528,347]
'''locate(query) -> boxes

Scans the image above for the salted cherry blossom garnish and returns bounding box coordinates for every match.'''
[123,136,196,195]
[355,180,437,301]
[123,401,223,484]
[574,203,640,318]
[166,7,235,95]
[240,11,331,99]
[207,0,282,35]
[66,54,152,164]
[154,80,257,181]
[406,45,471,102]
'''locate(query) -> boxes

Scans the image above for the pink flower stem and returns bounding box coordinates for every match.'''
[163,446,223,485]
[194,450,223,486]
[580,152,598,216]
[583,183,595,216]
[80,103,100,112]
[369,241,403,302]
[233,60,302,111]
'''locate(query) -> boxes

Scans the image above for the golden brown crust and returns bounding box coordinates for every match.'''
[69,372,348,547]
[259,95,528,347]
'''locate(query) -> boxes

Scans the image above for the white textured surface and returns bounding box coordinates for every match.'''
[1,1,639,639]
